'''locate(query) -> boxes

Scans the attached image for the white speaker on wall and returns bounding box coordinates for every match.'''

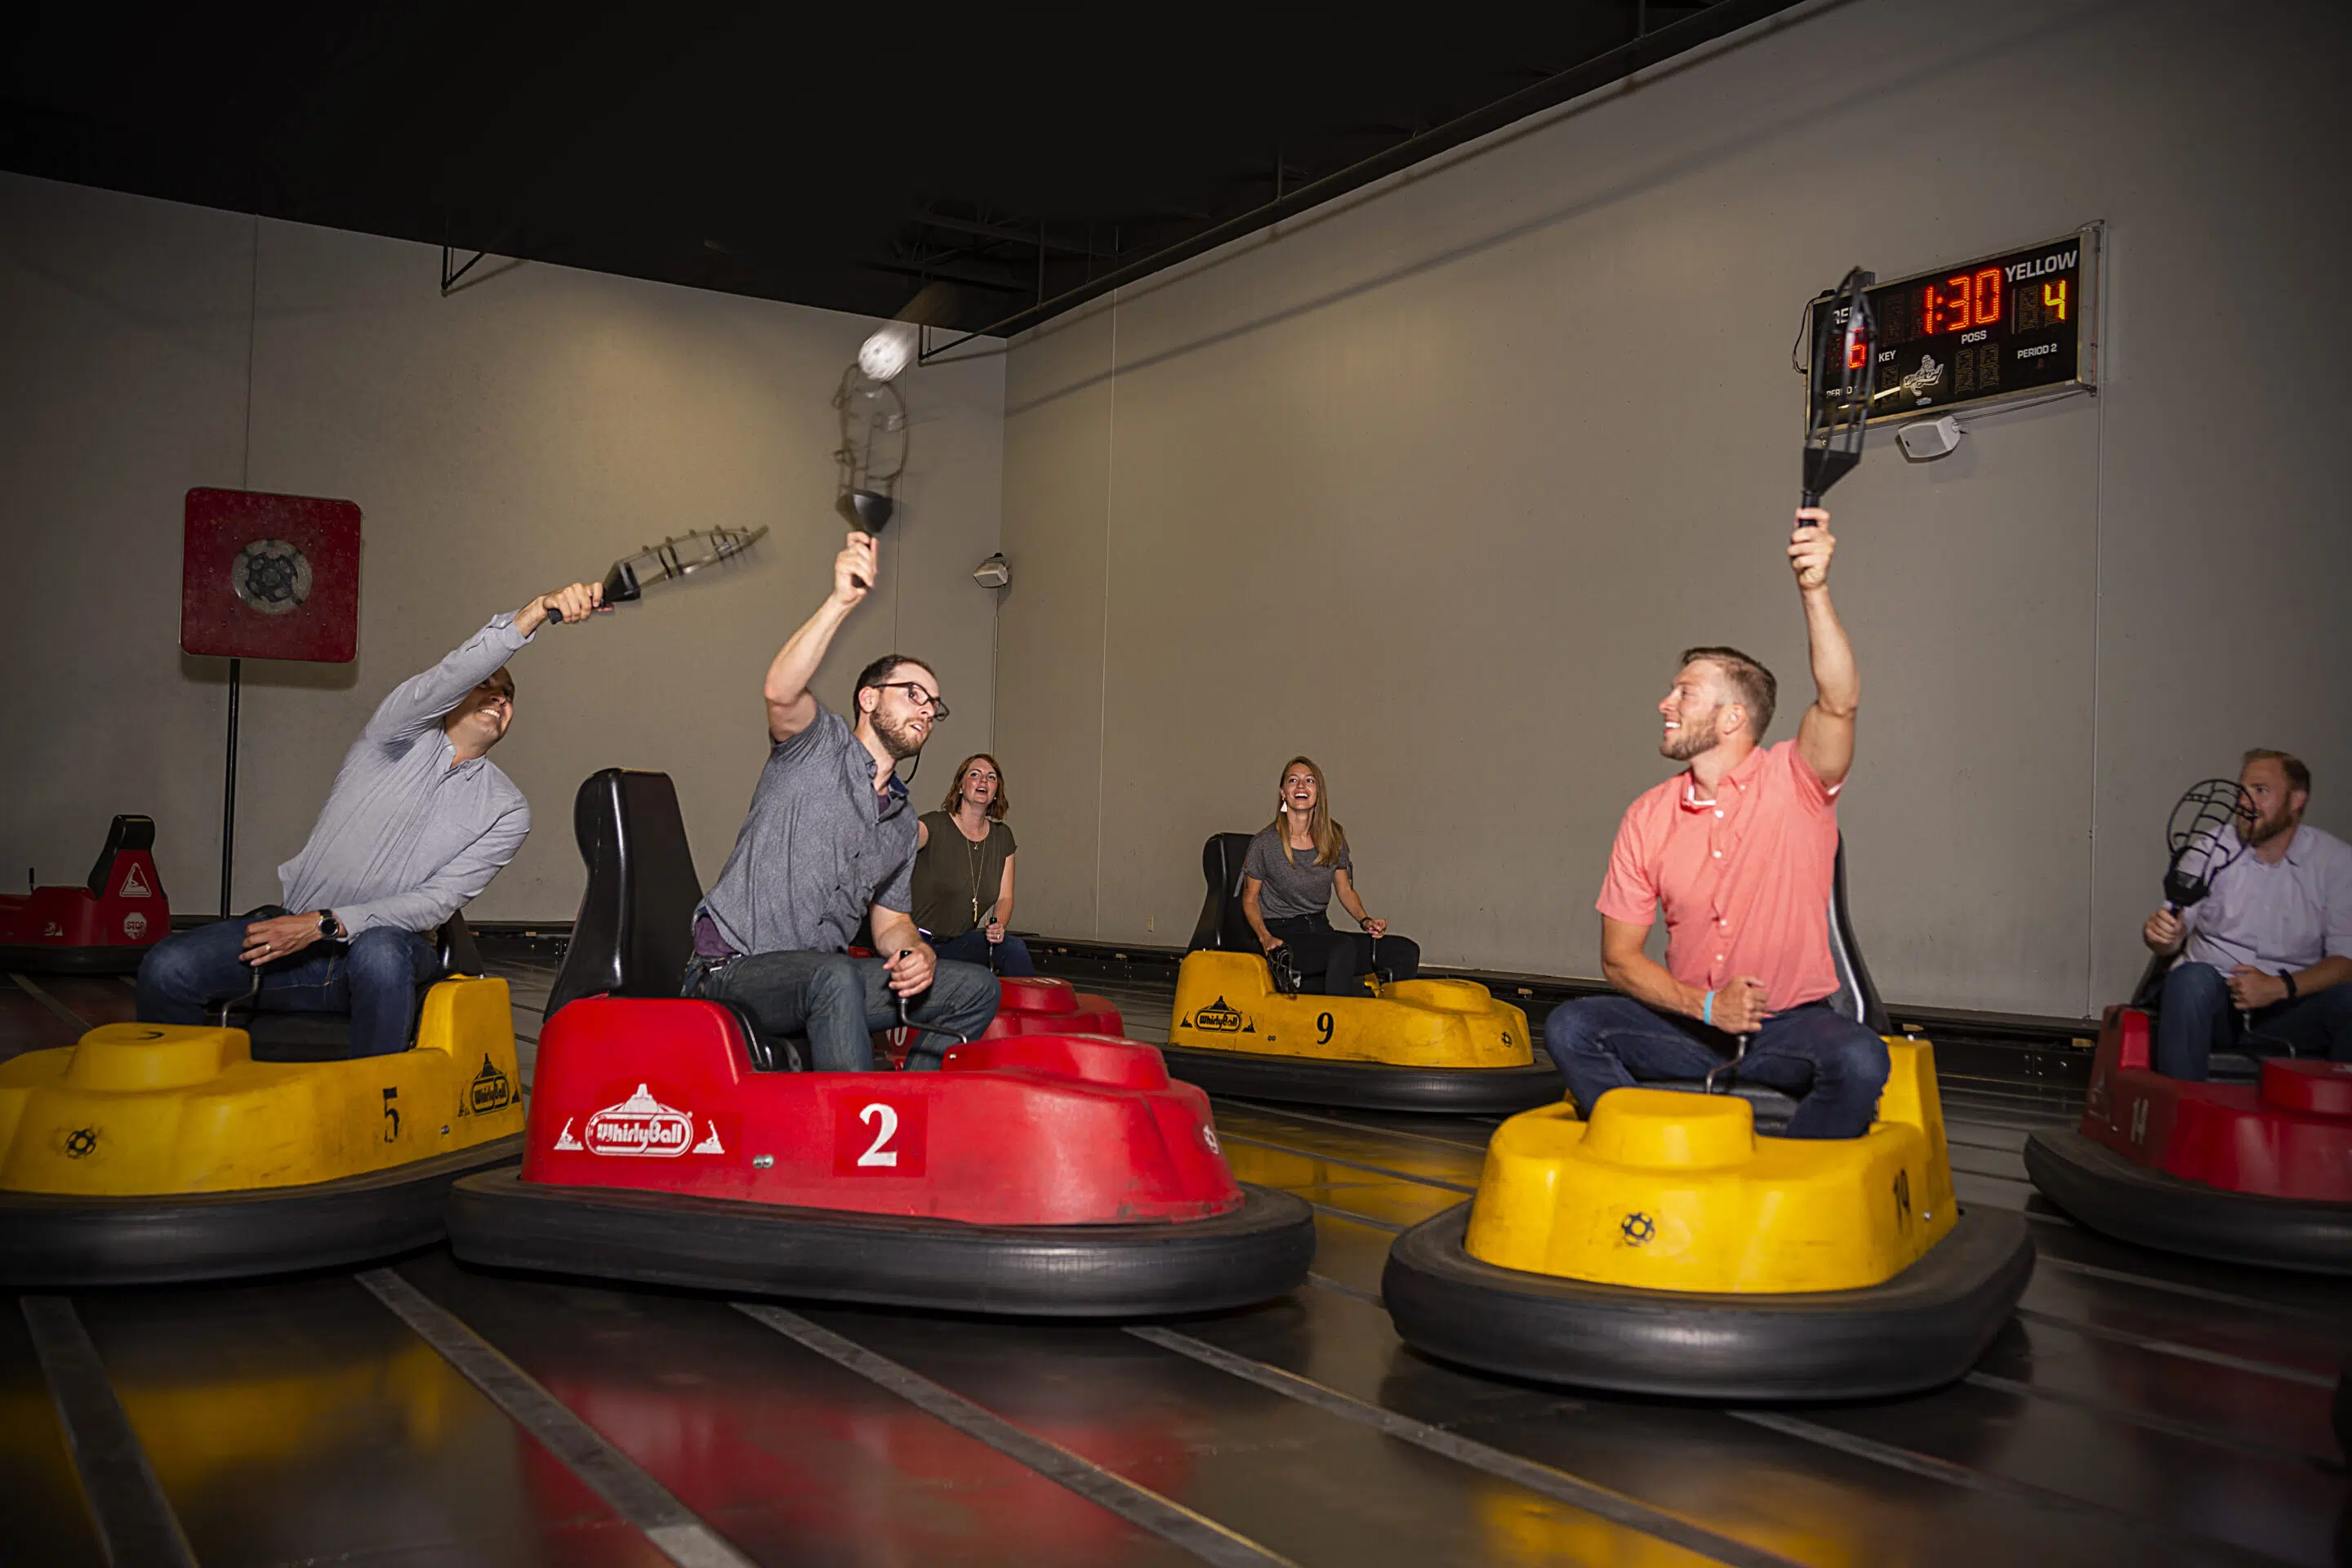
[1897,415,1963,461]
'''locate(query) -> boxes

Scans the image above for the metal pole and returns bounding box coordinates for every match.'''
[220,658,240,918]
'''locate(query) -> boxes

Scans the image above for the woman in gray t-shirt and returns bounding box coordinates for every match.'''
[1239,756,1420,996]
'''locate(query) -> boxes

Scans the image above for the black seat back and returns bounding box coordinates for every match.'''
[547,768,703,1018]
[1189,832,1261,953]
[1823,837,1891,1035]
[86,815,156,896]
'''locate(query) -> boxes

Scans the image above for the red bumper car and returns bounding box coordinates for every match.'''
[447,769,1312,1314]
[984,974,1123,1040]
[0,816,169,973]
[2024,1004,2352,1274]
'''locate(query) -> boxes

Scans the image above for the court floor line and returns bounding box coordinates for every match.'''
[1962,1371,2343,1476]
[1310,1201,1406,1233]
[1305,1272,1383,1307]
[1131,1325,1807,1568]
[1215,1132,1477,1194]
[734,1302,1297,1568]
[2010,1307,2340,1390]
[11,973,93,1031]
[20,1295,198,1568]
[355,1269,755,1568]
[2032,1254,2352,1325]
[1216,1099,1495,1154]
[1726,1410,2292,1566]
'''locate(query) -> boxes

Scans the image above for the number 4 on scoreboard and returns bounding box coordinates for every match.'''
[2042,279,2067,321]
[834,1094,930,1176]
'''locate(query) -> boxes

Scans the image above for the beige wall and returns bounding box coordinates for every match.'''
[1,172,1004,923]
[996,0,2352,1017]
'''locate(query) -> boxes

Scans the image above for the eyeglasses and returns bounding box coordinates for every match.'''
[878,682,949,719]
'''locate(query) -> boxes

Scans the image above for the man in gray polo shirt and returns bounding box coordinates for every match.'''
[138,579,607,1056]
[684,530,998,1071]
[2142,748,2352,1078]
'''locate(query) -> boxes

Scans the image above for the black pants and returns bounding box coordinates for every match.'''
[1264,914,1420,996]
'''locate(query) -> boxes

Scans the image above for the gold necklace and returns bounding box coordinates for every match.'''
[959,809,989,926]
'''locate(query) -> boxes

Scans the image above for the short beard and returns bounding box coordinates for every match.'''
[2243,806,2296,846]
[1661,713,1719,762]
[873,712,927,761]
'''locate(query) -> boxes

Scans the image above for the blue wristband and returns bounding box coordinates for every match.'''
[1702,990,1716,1027]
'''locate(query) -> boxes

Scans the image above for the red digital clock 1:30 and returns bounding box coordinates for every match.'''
[1808,225,2100,426]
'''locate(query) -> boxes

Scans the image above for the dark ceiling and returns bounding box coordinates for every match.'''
[2,2,1797,336]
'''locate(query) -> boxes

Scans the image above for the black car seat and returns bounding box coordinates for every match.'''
[1189,831,1343,995]
[1823,838,1891,1035]
[85,815,156,896]
[546,768,799,1071]
[237,912,482,1062]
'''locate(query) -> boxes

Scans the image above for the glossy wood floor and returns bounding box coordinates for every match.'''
[5,959,2347,1567]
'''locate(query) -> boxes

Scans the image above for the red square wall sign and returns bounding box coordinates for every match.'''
[181,488,362,662]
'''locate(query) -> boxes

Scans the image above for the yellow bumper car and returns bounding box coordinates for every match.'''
[1162,835,1557,1113]
[1383,859,2033,1399]
[0,919,523,1286]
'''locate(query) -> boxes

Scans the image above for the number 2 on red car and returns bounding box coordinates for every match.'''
[833,1094,929,1176]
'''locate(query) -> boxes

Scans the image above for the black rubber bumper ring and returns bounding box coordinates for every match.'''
[1158,1046,1561,1115]
[0,1135,524,1288]
[447,1169,1316,1316]
[1383,1200,2034,1400]
[2023,1128,2352,1276]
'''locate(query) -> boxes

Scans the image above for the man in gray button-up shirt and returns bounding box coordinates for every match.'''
[137,580,606,1056]
[2142,749,2352,1078]
[684,530,998,1071]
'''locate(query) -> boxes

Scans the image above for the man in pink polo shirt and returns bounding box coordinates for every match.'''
[1544,508,1889,1139]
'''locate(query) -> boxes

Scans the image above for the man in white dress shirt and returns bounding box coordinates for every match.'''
[2140,750,2352,1079]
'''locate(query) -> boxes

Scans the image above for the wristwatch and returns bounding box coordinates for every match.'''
[318,911,346,942]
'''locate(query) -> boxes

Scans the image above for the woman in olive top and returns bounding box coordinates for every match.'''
[911,753,1034,976]
[1241,755,1420,996]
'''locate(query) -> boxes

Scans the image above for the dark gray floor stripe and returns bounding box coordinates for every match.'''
[1963,1371,2343,1476]
[2011,1307,2339,1389]
[1309,1201,1406,1233]
[1304,1272,1385,1307]
[1727,1410,2287,1564]
[1134,1326,1805,1568]
[1219,1099,1495,1154]
[735,1303,1294,1568]
[1216,1132,1477,1194]
[11,973,93,1031]
[20,1296,198,1568]
[2034,1254,2352,1324]
[355,1270,753,1568]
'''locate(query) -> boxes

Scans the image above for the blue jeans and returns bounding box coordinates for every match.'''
[684,950,1000,1072]
[931,929,1036,978]
[2151,960,2352,1080]
[1544,994,1891,1140]
[136,906,441,1059]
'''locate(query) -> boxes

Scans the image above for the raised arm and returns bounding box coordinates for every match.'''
[765,532,876,742]
[363,581,603,747]
[1790,507,1859,790]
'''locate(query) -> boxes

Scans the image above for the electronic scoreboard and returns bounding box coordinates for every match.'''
[1805,224,2100,427]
